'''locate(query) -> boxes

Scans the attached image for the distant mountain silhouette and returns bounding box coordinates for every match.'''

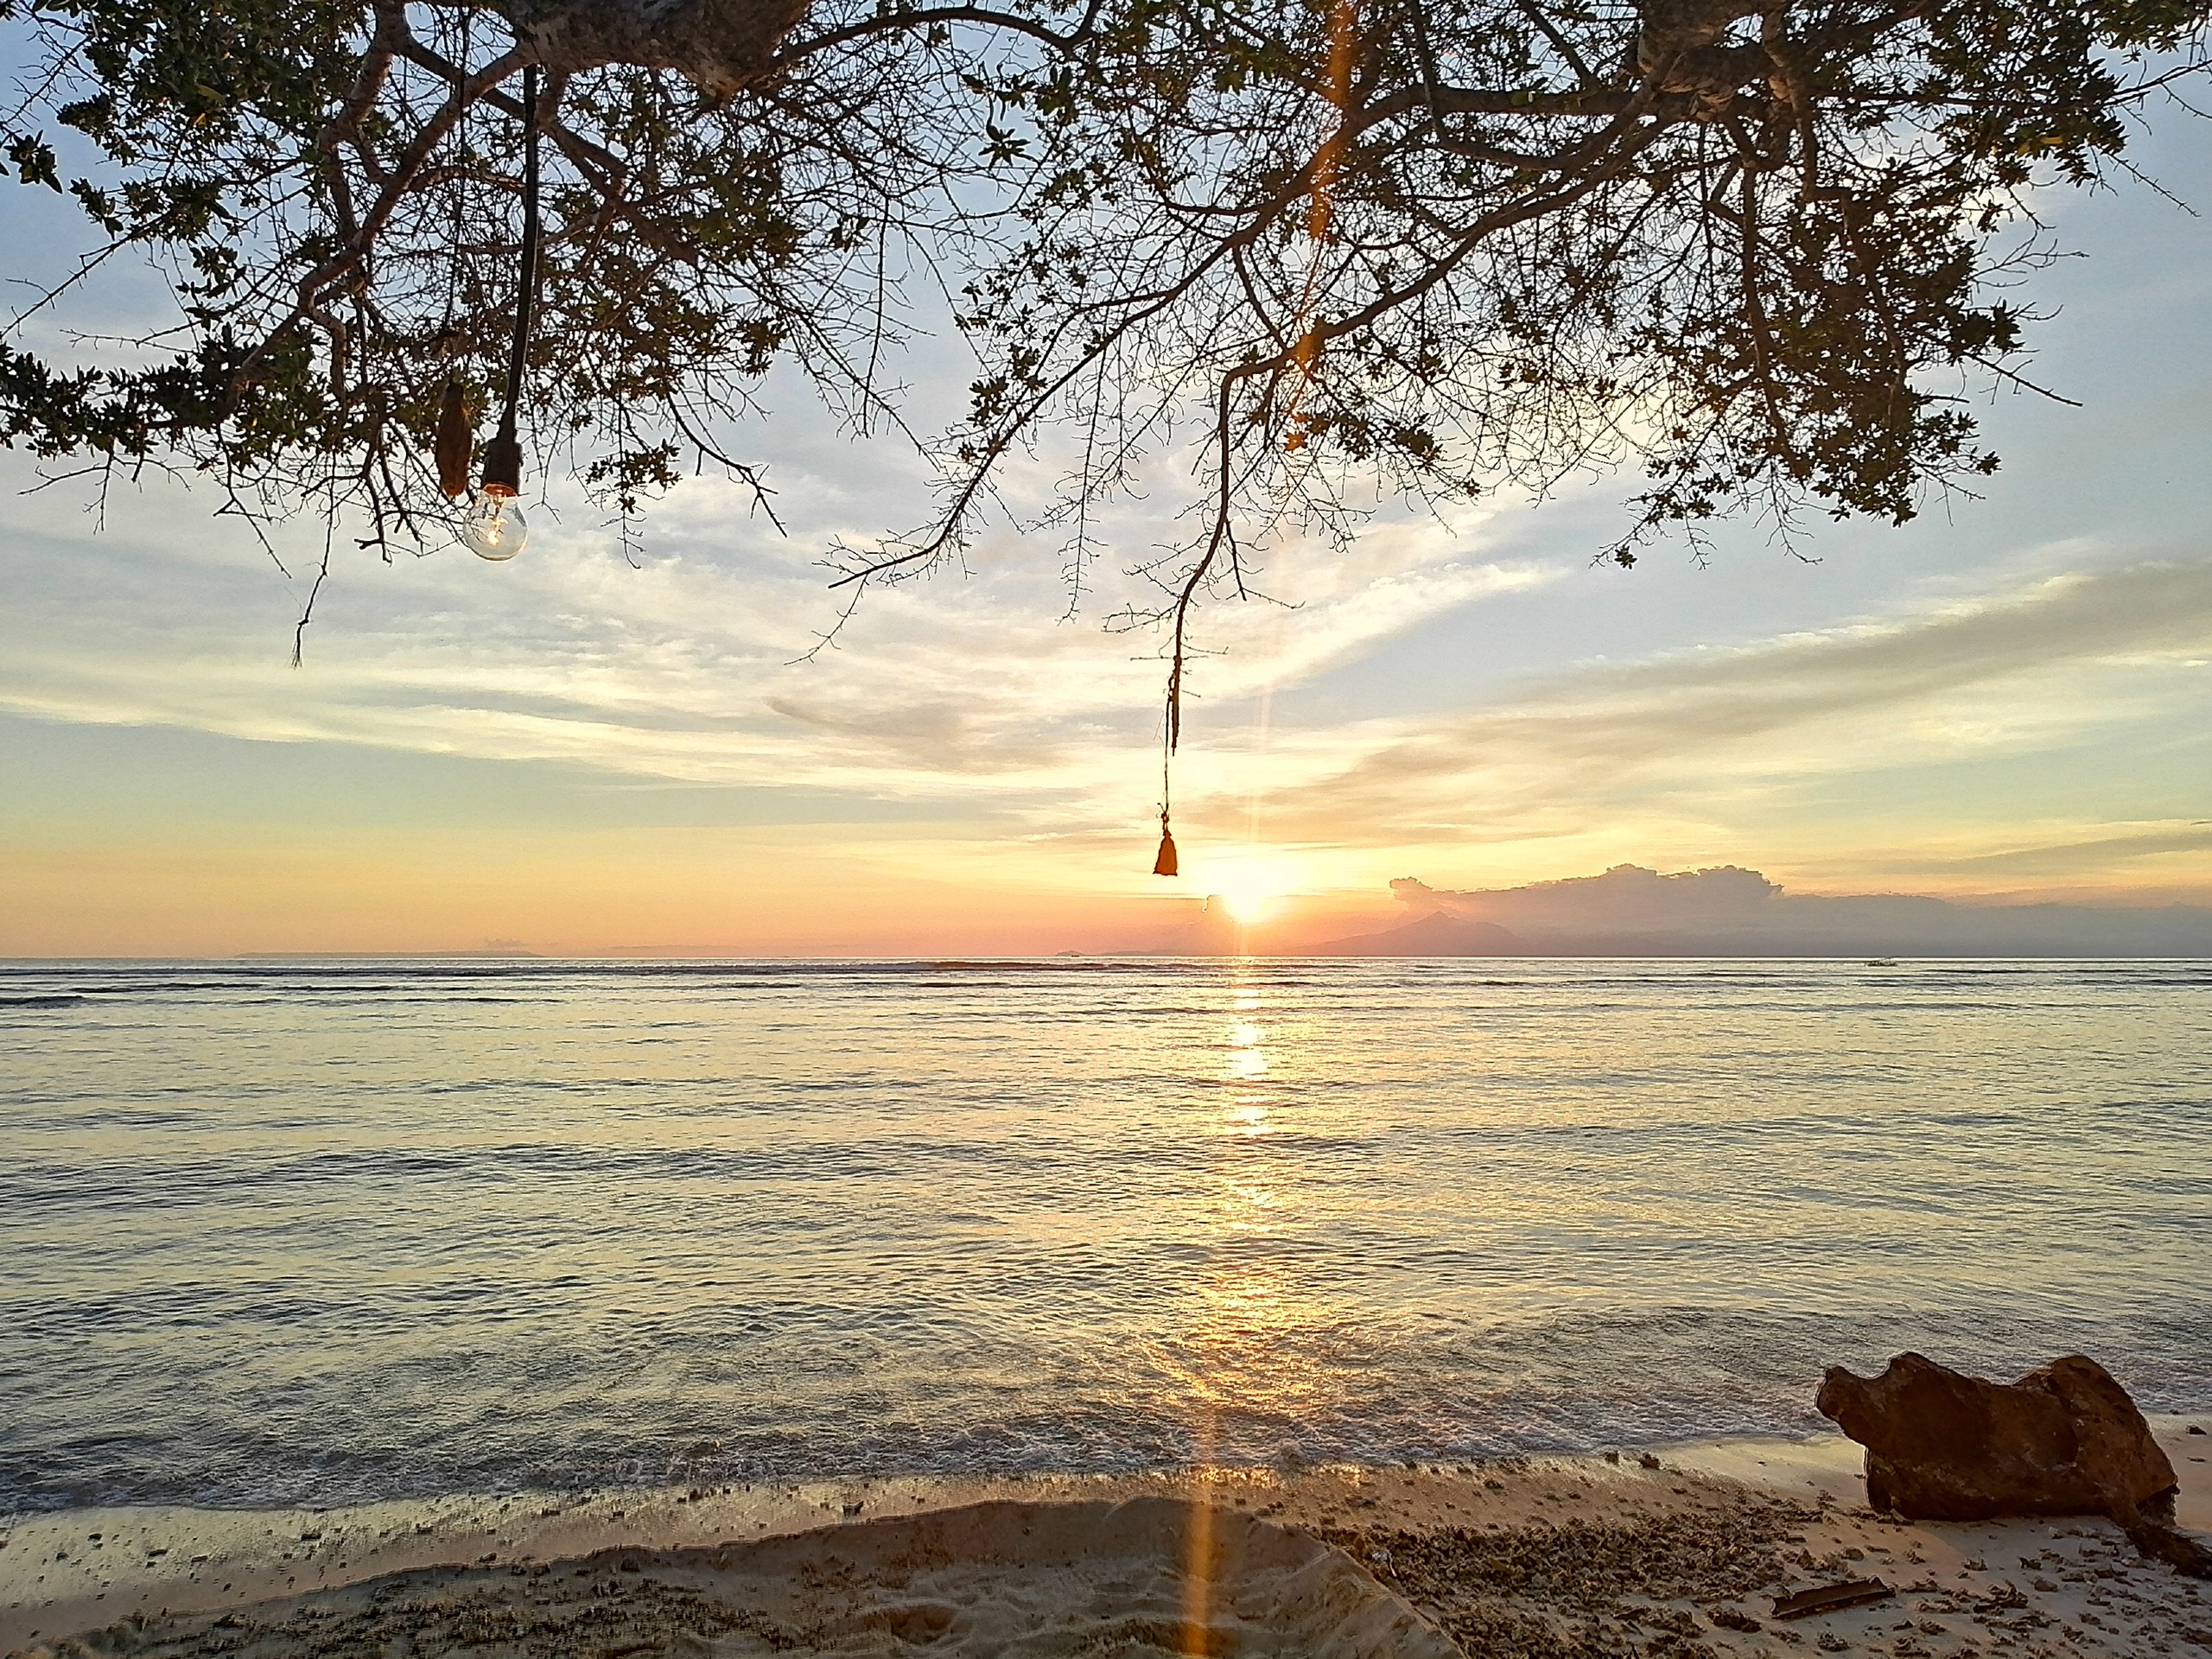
[1386,864,2212,957]
[238,950,544,959]
[1310,911,1522,957]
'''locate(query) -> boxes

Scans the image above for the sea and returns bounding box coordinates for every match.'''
[3,957,2207,1516]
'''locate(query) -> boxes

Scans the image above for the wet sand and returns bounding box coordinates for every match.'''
[5,1413,2209,1656]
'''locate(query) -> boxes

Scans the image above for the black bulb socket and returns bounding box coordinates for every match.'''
[480,431,523,497]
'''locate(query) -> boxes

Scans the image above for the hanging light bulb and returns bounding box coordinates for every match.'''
[462,488,528,560]
[458,64,541,564]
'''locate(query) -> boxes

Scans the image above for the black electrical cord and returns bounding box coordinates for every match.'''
[480,63,540,496]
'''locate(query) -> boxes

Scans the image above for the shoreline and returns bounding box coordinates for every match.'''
[6,1413,2209,1655]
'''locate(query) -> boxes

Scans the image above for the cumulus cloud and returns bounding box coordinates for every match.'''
[1374,862,2212,956]
[1398,863,1783,928]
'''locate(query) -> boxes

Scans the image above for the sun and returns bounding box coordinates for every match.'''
[1213,862,1296,925]
[1219,886,1279,925]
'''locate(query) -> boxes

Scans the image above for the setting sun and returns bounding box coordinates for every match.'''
[10,1,2212,1649]
[1218,887,1276,925]
[1211,861,1299,925]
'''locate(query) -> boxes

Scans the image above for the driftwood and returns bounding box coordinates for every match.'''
[1770,1578,1893,1621]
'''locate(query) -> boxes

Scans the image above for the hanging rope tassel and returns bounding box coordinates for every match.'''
[435,380,472,499]
[1152,663,1181,875]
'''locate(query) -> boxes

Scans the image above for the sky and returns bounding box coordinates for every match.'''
[3,111,2212,957]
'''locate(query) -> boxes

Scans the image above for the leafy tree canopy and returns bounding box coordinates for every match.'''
[3,0,2209,734]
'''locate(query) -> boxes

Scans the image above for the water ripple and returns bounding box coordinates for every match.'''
[2,956,2208,1511]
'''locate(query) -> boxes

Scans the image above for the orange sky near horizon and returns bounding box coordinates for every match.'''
[7,788,2211,959]
[4,121,2212,957]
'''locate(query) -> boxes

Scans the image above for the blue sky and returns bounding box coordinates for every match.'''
[3,108,2209,956]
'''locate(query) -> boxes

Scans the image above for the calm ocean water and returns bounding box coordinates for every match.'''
[3,957,2208,1513]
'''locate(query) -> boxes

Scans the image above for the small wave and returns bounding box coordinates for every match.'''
[6,953,2208,1514]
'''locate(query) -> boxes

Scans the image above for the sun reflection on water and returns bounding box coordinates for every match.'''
[1224,1102,1271,1138]
[1180,963,1335,1653]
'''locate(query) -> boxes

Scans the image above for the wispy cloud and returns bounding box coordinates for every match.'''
[1912,823,2212,878]
[0,445,1548,813]
[1252,556,2212,849]
[5,431,2210,900]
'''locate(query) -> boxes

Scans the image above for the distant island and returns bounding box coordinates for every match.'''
[236,950,544,960]
[1147,864,2212,957]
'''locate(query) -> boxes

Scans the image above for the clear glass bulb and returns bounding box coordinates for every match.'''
[462,492,528,561]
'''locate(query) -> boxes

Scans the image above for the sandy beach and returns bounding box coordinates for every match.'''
[5,1412,2207,1656]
